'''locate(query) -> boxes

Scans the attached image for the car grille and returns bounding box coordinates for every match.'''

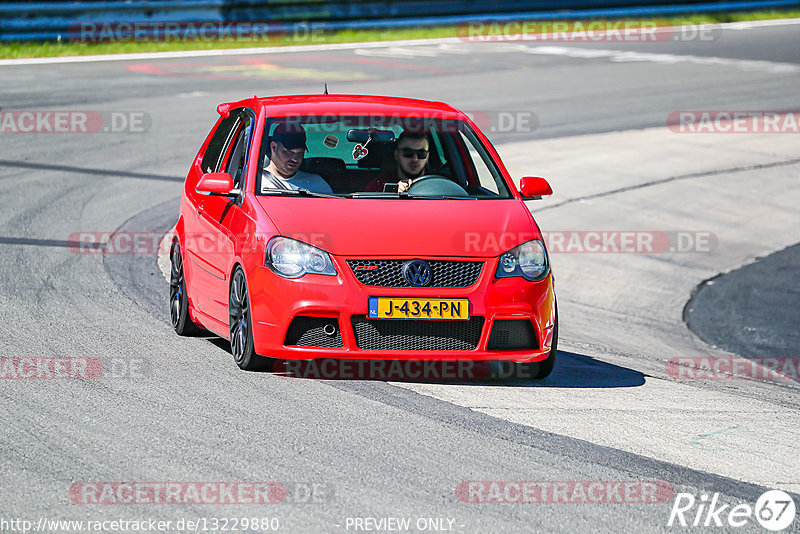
[351,316,484,351]
[487,319,538,350]
[347,260,483,287]
[285,316,343,347]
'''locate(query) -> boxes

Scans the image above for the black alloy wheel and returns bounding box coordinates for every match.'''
[229,267,269,370]
[170,242,202,336]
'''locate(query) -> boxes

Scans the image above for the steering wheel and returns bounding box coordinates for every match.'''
[407,175,469,197]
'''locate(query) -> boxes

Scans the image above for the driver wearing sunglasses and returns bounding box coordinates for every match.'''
[365,131,429,193]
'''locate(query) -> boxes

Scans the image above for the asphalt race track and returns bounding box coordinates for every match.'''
[1,20,799,533]
[686,243,800,361]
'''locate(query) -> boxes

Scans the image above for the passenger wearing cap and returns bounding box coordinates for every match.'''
[262,123,333,194]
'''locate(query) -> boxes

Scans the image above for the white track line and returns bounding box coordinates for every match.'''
[0,37,461,66]
[157,227,175,282]
[525,45,800,73]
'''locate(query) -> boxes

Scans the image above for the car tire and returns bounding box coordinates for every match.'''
[170,242,203,336]
[229,267,271,371]
[515,303,558,380]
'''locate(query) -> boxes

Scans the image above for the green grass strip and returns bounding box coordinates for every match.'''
[1,9,798,59]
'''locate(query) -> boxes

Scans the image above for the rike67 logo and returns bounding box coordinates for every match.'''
[668,490,796,531]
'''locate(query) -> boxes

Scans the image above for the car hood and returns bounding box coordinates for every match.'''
[254,197,539,258]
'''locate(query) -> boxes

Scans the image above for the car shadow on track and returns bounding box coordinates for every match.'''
[252,350,645,388]
[524,351,646,388]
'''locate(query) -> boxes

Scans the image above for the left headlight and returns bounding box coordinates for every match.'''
[495,239,549,281]
[265,237,337,278]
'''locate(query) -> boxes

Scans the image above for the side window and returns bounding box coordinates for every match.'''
[200,111,241,173]
[458,130,501,195]
[224,113,252,189]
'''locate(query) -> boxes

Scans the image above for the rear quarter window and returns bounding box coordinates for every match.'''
[201,112,241,173]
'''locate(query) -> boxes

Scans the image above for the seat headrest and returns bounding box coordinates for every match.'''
[356,143,393,169]
[301,157,346,176]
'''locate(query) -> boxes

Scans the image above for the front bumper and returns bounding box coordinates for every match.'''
[247,255,556,363]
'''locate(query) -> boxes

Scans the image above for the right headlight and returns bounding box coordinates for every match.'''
[495,239,549,281]
[265,237,337,278]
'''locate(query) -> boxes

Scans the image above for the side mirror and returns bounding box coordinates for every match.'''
[519,176,553,200]
[196,172,239,197]
[216,103,231,118]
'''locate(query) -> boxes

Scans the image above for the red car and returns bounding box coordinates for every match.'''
[170,94,557,378]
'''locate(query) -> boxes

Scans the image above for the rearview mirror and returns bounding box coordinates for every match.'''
[346,129,396,143]
[196,172,239,197]
[519,176,553,200]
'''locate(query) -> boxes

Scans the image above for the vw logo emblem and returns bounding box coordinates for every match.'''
[403,259,432,287]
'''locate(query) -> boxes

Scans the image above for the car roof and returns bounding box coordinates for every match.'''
[221,94,467,120]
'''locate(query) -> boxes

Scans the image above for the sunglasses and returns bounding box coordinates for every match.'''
[399,148,429,159]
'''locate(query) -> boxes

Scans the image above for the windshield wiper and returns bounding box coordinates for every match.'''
[346,192,403,199]
[404,194,478,200]
[261,188,340,199]
[346,192,477,200]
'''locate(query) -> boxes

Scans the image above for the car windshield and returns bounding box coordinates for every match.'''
[256,115,512,199]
